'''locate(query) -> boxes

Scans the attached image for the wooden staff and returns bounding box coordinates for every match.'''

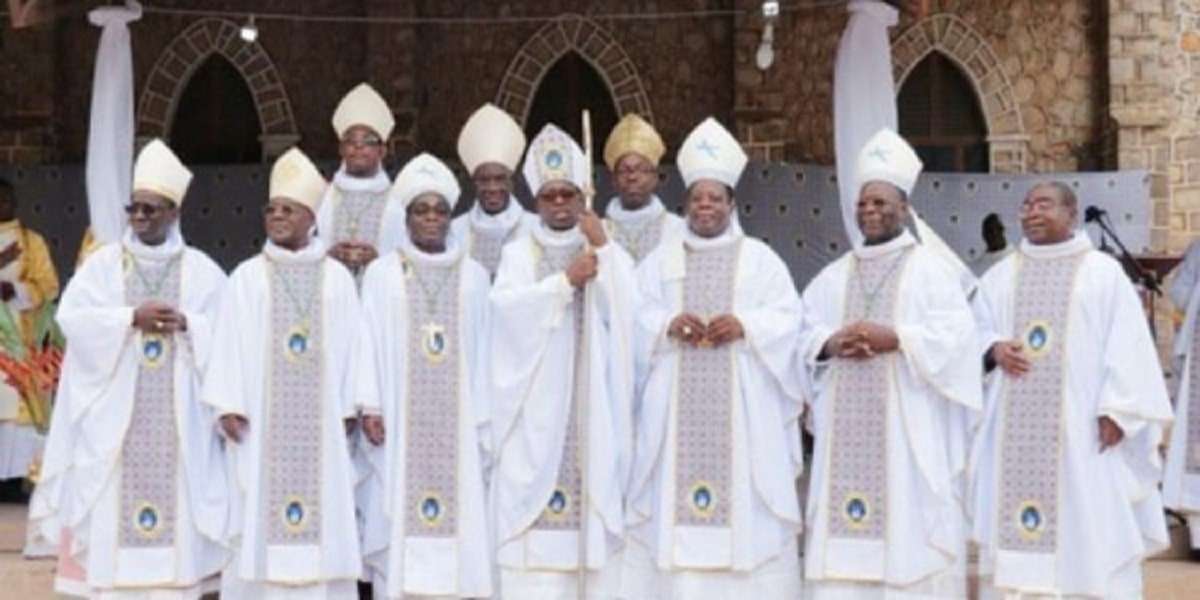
[576,108,593,600]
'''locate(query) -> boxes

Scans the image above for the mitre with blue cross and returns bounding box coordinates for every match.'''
[391,152,463,210]
[132,139,193,206]
[854,128,923,197]
[677,117,748,189]
[522,123,588,195]
[331,82,396,141]
[269,147,328,215]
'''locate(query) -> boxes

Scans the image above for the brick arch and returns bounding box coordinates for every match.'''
[136,18,299,160]
[495,14,654,127]
[891,13,1029,173]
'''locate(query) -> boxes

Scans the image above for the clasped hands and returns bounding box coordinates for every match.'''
[329,241,379,270]
[132,301,188,333]
[668,313,744,348]
[822,321,899,359]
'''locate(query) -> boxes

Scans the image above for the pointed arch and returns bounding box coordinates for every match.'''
[891,13,1028,173]
[136,18,299,160]
[495,14,654,127]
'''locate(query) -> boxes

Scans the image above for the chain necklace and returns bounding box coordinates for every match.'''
[126,251,181,299]
[339,190,383,240]
[854,248,909,318]
[407,257,456,317]
[272,263,318,327]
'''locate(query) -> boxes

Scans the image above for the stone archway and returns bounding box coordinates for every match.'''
[891,13,1028,173]
[495,14,654,127]
[136,18,299,161]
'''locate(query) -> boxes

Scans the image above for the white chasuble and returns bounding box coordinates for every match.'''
[971,234,1173,598]
[29,229,228,597]
[358,242,493,599]
[450,197,538,279]
[205,241,376,597]
[489,225,636,599]
[801,231,979,598]
[625,231,806,600]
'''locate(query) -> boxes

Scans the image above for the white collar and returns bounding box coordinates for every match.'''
[121,223,185,262]
[263,237,327,264]
[683,222,741,250]
[400,235,464,267]
[852,229,916,260]
[332,164,390,194]
[604,195,665,225]
[468,194,524,232]
[1019,231,1092,259]
[532,222,584,248]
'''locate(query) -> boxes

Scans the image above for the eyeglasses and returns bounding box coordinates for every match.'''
[125,202,167,217]
[262,204,299,217]
[536,189,580,204]
[615,165,657,178]
[341,135,383,149]
[408,202,451,217]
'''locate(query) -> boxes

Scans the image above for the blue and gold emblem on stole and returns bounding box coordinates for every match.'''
[1015,500,1045,540]
[132,502,162,538]
[139,332,169,368]
[421,323,447,364]
[688,481,717,517]
[1022,320,1053,359]
[284,323,311,362]
[417,492,444,526]
[281,495,309,533]
[842,492,872,529]
[543,487,571,519]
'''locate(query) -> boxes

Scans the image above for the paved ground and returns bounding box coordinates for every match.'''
[2,502,1197,599]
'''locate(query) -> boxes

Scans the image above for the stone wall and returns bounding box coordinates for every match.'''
[733,0,1106,173]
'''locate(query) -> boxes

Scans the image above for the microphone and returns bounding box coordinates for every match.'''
[1084,205,1106,223]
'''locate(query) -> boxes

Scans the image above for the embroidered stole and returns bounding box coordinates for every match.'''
[403,258,463,538]
[531,240,587,531]
[995,251,1085,560]
[825,249,912,555]
[119,254,182,548]
[469,225,519,278]
[1187,303,1200,474]
[606,214,665,263]
[263,260,325,546]
[674,241,740,531]
[331,187,389,247]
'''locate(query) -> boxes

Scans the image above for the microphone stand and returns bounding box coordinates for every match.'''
[1088,210,1161,341]
[1088,210,1161,296]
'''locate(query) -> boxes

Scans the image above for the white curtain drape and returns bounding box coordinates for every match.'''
[833,0,899,250]
[85,1,142,245]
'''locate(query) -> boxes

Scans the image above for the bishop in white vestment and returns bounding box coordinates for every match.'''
[358,153,493,599]
[601,113,685,264]
[801,129,981,599]
[489,123,637,599]
[1165,238,1200,550]
[205,147,380,599]
[623,117,806,599]
[317,82,406,277]
[971,181,1174,599]
[30,140,228,598]
[450,103,538,279]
